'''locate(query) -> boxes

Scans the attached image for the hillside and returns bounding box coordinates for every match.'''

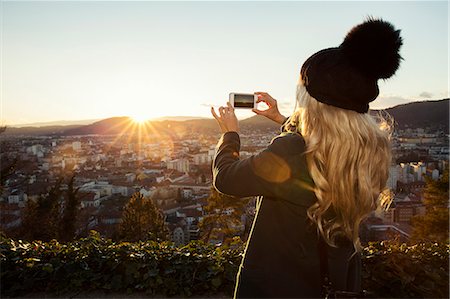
[2,125,83,136]
[3,99,448,136]
[63,117,133,135]
[242,98,449,133]
[379,99,449,132]
[61,116,277,136]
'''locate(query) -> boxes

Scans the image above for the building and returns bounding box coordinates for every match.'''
[79,191,101,208]
[0,203,22,230]
[7,189,27,206]
[72,141,82,151]
[166,159,190,173]
[172,226,186,246]
[431,169,440,180]
[192,152,211,165]
[27,144,44,155]
[411,162,427,181]
[387,165,400,190]
[392,194,425,224]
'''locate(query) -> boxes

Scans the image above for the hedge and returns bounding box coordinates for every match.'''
[1,231,448,298]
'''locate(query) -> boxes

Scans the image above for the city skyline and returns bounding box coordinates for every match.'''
[2,1,449,126]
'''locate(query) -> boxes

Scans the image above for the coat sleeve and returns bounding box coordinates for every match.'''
[212,130,298,198]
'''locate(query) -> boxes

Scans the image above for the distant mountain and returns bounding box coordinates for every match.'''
[62,117,219,136]
[241,115,280,129]
[151,116,209,121]
[61,116,273,136]
[242,99,449,133]
[3,99,448,136]
[377,99,449,132]
[2,125,83,136]
[12,118,100,128]
[63,117,132,135]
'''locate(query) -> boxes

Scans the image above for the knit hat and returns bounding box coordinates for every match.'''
[300,17,403,113]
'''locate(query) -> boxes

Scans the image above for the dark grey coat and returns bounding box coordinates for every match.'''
[212,128,362,298]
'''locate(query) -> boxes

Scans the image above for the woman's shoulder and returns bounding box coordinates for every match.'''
[268,131,306,156]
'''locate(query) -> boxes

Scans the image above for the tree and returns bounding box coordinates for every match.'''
[200,173,206,183]
[0,126,18,194]
[0,157,17,194]
[118,192,168,242]
[198,186,250,245]
[20,174,81,242]
[21,178,63,241]
[59,175,80,242]
[411,166,449,243]
[176,188,183,202]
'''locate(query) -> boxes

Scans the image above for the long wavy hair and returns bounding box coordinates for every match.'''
[284,82,394,253]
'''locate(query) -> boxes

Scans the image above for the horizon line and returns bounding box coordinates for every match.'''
[5,98,449,128]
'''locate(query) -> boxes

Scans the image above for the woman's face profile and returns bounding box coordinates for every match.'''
[295,82,307,109]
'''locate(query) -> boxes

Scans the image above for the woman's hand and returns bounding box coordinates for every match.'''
[252,92,287,125]
[211,102,240,134]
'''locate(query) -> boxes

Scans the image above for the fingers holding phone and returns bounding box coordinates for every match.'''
[212,91,285,133]
[253,92,287,125]
[211,101,239,134]
[255,92,276,106]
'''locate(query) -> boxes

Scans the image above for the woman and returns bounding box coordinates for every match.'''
[211,18,402,298]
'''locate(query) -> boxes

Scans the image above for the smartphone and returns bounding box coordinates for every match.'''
[229,93,257,109]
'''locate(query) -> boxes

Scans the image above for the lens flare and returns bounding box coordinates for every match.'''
[131,114,149,123]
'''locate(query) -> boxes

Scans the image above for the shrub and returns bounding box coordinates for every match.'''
[362,240,449,298]
[1,231,448,298]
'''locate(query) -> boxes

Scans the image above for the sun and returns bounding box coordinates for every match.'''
[130,113,150,124]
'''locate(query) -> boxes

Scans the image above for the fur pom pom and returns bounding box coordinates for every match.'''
[340,17,403,79]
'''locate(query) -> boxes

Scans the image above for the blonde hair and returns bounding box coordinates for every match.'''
[284,83,394,254]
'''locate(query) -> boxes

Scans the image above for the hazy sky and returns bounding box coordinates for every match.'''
[2,1,448,125]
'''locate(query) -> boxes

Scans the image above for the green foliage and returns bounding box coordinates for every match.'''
[362,240,449,298]
[1,233,448,298]
[0,157,17,194]
[199,186,250,245]
[20,175,82,242]
[0,231,243,297]
[0,126,17,194]
[59,175,80,242]
[411,166,449,243]
[21,179,63,241]
[118,192,169,242]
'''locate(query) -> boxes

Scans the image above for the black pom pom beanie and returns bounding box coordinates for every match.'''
[300,17,403,113]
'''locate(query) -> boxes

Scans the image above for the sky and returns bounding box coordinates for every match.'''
[1,1,449,126]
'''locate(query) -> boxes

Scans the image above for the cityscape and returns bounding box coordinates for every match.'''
[1,99,448,246]
[1,2,448,297]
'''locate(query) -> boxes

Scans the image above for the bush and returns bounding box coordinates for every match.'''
[0,231,243,297]
[1,231,448,298]
[362,241,449,298]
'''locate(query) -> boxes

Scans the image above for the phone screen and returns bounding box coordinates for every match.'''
[234,94,254,108]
